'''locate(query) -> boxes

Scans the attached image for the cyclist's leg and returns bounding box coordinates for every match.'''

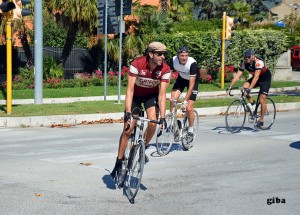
[258,81,271,124]
[111,120,135,178]
[186,100,195,130]
[243,79,255,104]
[171,77,185,111]
[186,79,199,131]
[111,99,140,178]
[144,94,160,147]
[117,98,141,159]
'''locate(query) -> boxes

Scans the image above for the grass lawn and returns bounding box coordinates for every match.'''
[0,81,299,117]
[1,94,300,117]
[0,81,299,100]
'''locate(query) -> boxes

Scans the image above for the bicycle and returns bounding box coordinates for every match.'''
[156,98,199,155]
[116,110,161,204]
[225,87,276,133]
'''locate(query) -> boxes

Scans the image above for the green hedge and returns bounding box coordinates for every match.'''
[155,29,289,74]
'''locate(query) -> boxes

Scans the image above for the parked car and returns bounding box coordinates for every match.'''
[291,45,300,71]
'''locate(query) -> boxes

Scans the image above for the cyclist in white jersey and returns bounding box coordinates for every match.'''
[168,46,200,139]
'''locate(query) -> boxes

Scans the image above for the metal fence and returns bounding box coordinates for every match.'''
[0,46,100,79]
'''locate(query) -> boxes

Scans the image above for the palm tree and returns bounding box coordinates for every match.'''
[0,13,33,68]
[169,0,193,22]
[229,1,252,27]
[160,0,168,16]
[46,0,97,66]
[14,19,33,68]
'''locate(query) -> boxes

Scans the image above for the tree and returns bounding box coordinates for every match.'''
[194,0,235,20]
[14,19,34,68]
[284,11,300,46]
[229,1,252,28]
[169,0,194,22]
[45,0,97,66]
[160,0,168,16]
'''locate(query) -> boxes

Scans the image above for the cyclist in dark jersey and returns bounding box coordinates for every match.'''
[226,49,272,129]
[169,46,200,139]
[110,42,171,178]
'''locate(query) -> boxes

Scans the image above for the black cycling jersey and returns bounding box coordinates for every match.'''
[239,56,271,82]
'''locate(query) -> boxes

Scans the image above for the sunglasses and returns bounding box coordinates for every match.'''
[153,51,166,56]
[244,56,251,59]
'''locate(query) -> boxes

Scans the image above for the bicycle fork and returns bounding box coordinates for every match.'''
[174,119,183,142]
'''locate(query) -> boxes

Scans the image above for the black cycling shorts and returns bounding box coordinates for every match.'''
[246,77,271,95]
[130,93,159,115]
[172,75,199,101]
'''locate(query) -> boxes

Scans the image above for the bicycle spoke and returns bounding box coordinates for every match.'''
[124,142,145,203]
[256,98,276,130]
[181,110,198,150]
[156,113,174,156]
[225,99,246,133]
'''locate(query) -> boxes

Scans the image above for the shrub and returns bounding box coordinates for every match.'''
[200,69,213,84]
[170,71,178,84]
[43,56,64,80]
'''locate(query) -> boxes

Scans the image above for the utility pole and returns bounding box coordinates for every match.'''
[34,0,43,104]
[221,12,226,89]
[6,14,13,114]
[117,0,123,104]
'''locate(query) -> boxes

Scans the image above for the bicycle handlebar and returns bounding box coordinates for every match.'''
[132,115,161,124]
[228,87,259,97]
[167,98,184,105]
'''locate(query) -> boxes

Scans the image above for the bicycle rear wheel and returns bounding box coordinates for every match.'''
[124,140,145,204]
[225,99,246,133]
[256,97,276,130]
[181,110,199,150]
[156,113,174,156]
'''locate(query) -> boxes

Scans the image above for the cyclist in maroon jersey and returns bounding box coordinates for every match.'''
[110,42,171,178]
[226,49,272,129]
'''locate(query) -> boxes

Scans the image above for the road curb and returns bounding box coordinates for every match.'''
[1,86,300,105]
[1,102,300,128]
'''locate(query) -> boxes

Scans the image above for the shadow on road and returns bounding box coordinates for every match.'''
[290,141,300,150]
[149,143,184,158]
[102,173,117,190]
[212,126,262,134]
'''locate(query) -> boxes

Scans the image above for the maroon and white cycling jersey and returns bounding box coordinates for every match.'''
[129,56,171,97]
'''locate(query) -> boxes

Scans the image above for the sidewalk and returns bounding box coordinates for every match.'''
[1,86,300,128]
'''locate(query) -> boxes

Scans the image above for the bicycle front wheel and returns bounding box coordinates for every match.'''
[181,110,199,150]
[225,99,246,133]
[124,140,145,204]
[116,139,132,188]
[156,113,174,156]
[256,97,276,130]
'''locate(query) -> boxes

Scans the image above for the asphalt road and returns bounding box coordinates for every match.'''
[0,110,299,215]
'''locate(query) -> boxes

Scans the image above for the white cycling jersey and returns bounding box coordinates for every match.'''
[172,56,197,80]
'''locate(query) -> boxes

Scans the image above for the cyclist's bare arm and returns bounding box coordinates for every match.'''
[229,70,243,89]
[158,81,169,119]
[249,69,261,90]
[125,75,136,113]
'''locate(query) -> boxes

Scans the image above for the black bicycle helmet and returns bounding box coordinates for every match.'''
[177,46,189,53]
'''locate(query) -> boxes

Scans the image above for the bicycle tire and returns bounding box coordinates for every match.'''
[116,140,131,188]
[225,99,246,133]
[156,113,174,156]
[181,110,199,150]
[256,97,276,130]
[124,140,145,203]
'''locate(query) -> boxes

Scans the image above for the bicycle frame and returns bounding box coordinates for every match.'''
[120,112,161,203]
[169,98,184,141]
[156,98,199,155]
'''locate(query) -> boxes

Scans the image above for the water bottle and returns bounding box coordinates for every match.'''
[247,103,254,113]
[177,120,182,129]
